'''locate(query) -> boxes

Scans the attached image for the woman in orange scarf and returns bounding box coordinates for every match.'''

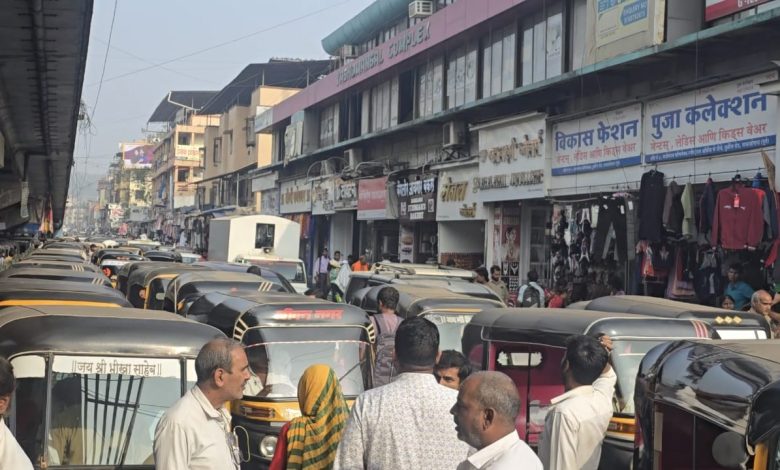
[269,364,349,470]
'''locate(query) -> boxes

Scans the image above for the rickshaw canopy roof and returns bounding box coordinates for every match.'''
[359,284,503,316]
[0,267,112,287]
[13,259,99,272]
[638,339,780,447]
[0,278,131,307]
[166,271,283,302]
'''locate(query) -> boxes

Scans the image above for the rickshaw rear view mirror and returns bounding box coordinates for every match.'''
[711,431,748,469]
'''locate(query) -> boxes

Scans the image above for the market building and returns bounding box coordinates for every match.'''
[253,0,780,303]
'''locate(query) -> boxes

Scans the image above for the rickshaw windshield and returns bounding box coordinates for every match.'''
[44,355,185,467]
[244,340,370,399]
[610,339,667,416]
[422,312,475,352]
[245,260,305,283]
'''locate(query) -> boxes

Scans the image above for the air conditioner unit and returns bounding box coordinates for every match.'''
[442,121,465,149]
[341,45,359,59]
[344,148,363,168]
[409,0,433,18]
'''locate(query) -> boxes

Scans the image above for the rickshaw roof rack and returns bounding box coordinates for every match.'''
[0,305,224,358]
[370,262,475,279]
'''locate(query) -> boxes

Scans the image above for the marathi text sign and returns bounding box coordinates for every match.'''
[437,165,489,221]
[397,177,436,222]
[311,178,335,215]
[552,104,642,176]
[644,71,778,164]
[357,177,388,220]
[333,178,358,211]
[279,178,311,214]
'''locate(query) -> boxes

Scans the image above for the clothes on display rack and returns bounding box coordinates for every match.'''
[711,180,765,250]
[591,198,627,264]
[662,181,684,235]
[681,183,697,239]
[638,170,666,242]
[699,178,717,239]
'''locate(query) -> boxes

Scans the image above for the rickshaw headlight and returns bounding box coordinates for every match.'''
[259,435,277,458]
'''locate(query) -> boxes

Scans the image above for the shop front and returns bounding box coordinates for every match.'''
[475,114,547,304]
[396,175,437,263]
[436,163,488,269]
[332,177,358,260]
[357,176,397,263]
[279,177,313,270]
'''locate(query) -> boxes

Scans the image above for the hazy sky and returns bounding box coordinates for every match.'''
[70,0,373,201]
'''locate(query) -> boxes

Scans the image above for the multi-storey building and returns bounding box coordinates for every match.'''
[254,0,780,301]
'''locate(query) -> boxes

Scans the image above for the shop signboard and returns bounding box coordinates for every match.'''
[705,0,769,21]
[260,188,279,216]
[175,145,201,162]
[279,178,311,214]
[437,165,489,221]
[357,177,387,220]
[397,177,436,222]
[475,115,546,202]
[251,171,277,193]
[333,178,358,211]
[552,104,642,175]
[311,178,335,215]
[644,71,778,164]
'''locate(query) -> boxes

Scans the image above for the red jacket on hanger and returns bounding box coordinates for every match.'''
[712,183,764,249]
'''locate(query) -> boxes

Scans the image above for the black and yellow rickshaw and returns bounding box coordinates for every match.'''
[13,259,100,273]
[163,270,288,314]
[355,284,505,352]
[98,252,147,285]
[0,278,132,308]
[125,264,203,309]
[634,339,780,470]
[28,248,88,263]
[142,250,182,262]
[115,261,166,296]
[184,291,374,465]
[581,295,771,339]
[0,266,113,288]
[194,261,296,293]
[462,308,717,470]
[1,305,226,469]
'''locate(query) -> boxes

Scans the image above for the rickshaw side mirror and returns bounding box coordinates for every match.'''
[711,431,748,469]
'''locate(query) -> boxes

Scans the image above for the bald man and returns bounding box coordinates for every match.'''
[451,371,542,470]
[750,290,780,338]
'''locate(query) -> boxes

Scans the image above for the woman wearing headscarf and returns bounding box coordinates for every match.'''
[269,365,349,470]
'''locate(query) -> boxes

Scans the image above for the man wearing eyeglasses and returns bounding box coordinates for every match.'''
[154,338,250,469]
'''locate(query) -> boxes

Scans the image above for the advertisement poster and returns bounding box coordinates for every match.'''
[311,178,335,215]
[122,143,154,169]
[357,177,388,220]
[398,225,415,263]
[595,0,651,48]
[644,71,778,164]
[493,205,521,303]
[705,0,769,21]
[333,178,358,211]
[552,103,642,175]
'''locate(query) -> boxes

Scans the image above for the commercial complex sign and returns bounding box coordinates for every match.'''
[475,116,546,202]
[397,177,436,222]
[552,104,642,175]
[644,71,777,164]
[333,178,358,211]
[437,165,489,221]
[705,0,769,21]
[311,178,335,215]
[357,177,387,220]
[279,178,311,214]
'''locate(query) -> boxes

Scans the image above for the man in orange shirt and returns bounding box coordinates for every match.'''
[352,254,370,272]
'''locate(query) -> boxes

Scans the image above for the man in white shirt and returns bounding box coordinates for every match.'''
[312,247,330,292]
[333,316,470,469]
[0,357,34,470]
[451,371,542,470]
[538,334,617,470]
[154,338,250,470]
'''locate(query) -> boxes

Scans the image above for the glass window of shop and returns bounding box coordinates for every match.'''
[481,24,517,98]
[445,42,478,109]
[416,57,444,118]
[319,103,338,148]
[521,0,563,86]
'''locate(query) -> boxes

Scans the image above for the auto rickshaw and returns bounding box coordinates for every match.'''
[0,305,226,469]
[27,248,88,262]
[98,252,147,284]
[344,262,477,304]
[0,266,113,288]
[115,261,165,296]
[462,308,717,470]
[581,295,771,339]
[142,250,182,262]
[345,272,503,304]
[163,271,288,314]
[355,285,505,352]
[0,278,132,308]
[13,259,100,273]
[183,291,374,465]
[92,248,139,265]
[126,264,203,309]
[195,261,296,293]
[634,339,780,470]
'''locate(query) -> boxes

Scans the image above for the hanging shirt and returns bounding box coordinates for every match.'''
[699,179,717,237]
[711,184,765,249]
[681,183,697,238]
[0,418,33,470]
[638,171,666,242]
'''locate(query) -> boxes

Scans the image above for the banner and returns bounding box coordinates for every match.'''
[595,0,652,48]
[357,177,387,220]
[552,103,642,175]
[705,0,769,21]
[122,143,154,169]
[644,71,778,164]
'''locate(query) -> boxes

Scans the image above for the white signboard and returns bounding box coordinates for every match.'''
[595,0,652,48]
[437,165,489,221]
[552,104,642,175]
[251,171,277,193]
[311,178,335,215]
[53,355,181,378]
[475,115,546,202]
[279,178,311,214]
[644,71,778,164]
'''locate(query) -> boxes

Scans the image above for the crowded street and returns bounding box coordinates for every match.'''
[2,0,780,469]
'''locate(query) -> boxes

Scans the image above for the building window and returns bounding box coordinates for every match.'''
[177,169,189,183]
[481,24,517,99]
[213,137,222,164]
[370,80,395,133]
[521,1,563,86]
[446,42,478,109]
[177,132,192,146]
[319,103,338,147]
[415,57,444,118]
[226,131,234,155]
[245,118,256,147]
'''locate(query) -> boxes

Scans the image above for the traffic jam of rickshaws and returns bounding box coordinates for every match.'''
[1,215,780,470]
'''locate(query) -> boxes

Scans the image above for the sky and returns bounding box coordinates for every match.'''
[70,0,373,201]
